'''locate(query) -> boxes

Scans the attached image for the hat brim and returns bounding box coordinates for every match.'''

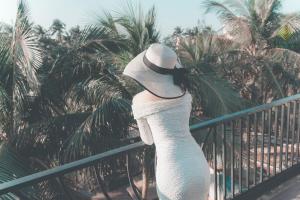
[123,50,186,99]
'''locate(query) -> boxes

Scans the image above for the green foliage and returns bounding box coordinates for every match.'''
[116,3,160,56]
[0,0,299,198]
[203,0,300,103]
[176,29,249,117]
[0,1,135,196]
[0,38,10,131]
[0,143,42,199]
[190,74,247,117]
[97,1,160,68]
[13,0,42,91]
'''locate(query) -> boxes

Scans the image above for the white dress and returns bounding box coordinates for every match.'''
[132,91,210,200]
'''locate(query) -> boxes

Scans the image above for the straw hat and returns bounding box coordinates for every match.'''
[123,43,188,99]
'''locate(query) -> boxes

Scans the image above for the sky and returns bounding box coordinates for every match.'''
[0,0,300,36]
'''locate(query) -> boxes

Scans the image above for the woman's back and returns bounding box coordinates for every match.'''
[124,43,210,200]
[132,91,210,200]
[132,91,192,145]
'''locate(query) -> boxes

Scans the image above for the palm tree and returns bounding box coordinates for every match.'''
[203,0,300,103]
[98,2,160,68]
[0,1,136,198]
[16,22,133,160]
[118,3,160,56]
[50,19,66,42]
[0,0,42,141]
[172,26,184,49]
[34,25,47,38]
[0,1,45,199]
[176,27,249,117]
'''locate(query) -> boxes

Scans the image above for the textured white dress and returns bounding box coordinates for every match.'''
[132,91,210,200]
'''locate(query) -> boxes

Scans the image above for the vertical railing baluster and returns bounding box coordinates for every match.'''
[267,109,272,177]
[286,103,291,168]
[297,101,300,164]
[6,99,300,200]
[239,119,243,193]
[246,115,250,189]
[231,121,235,197]
[222,123,227,200]
[93,165,112,200]
[291,101,296,166]
[126,153,142,200]
[14,191,32,200]
[254,113,258,185]
[260,111,265,183]
[279,105,285,172]
[273,107,278,175]
[58,176,74,200]
[213,127,218,200]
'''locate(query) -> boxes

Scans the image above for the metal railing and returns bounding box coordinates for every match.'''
[2,94,300,199]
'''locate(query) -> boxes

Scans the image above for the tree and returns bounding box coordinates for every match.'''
[0,0,42,141]
[98,2,160,68]
[0,1,45,199]
[203,0,300,103]
[0,1,135,198]
[175,28,249,117]
[50,19,66,42]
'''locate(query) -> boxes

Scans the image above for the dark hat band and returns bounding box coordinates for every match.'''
[142,52,189,92]
[143,54,175,75]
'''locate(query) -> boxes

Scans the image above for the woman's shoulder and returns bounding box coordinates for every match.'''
[131,90,192,119]
[133,91,164,104]
[132,90,192,107]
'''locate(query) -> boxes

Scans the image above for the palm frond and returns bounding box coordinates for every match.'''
[70,75,131,106]
[63,97,132,161]
[255,0,281,27]
[203,0,240,22]
[190,73,248,117]
[13,0,42,92]
[14,112,90,159]
[0,142,41,199]
[0,39,12,126]
[223,0,250,17]
[116,2,160,56]
[0,35,11,88]
[63,72,132,161]
[263,47,300,98]
[144,6,160,43]
[268,47,300,66]
[97,11,119,35]
[0,85,9,131]
[175,28,249,116]
[77,25,125,54]
[49,25,126,76]
[262,61,284,98]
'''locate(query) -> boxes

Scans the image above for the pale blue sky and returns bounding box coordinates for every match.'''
[0,0,300,36]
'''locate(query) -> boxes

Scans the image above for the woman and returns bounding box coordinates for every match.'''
[123,43,210,200]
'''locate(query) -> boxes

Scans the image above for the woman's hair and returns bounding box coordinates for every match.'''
[172,66,191,92]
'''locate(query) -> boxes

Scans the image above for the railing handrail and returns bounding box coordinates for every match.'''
[190,93,300,131]
[0,142,144,194]
[1,93,300,195]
